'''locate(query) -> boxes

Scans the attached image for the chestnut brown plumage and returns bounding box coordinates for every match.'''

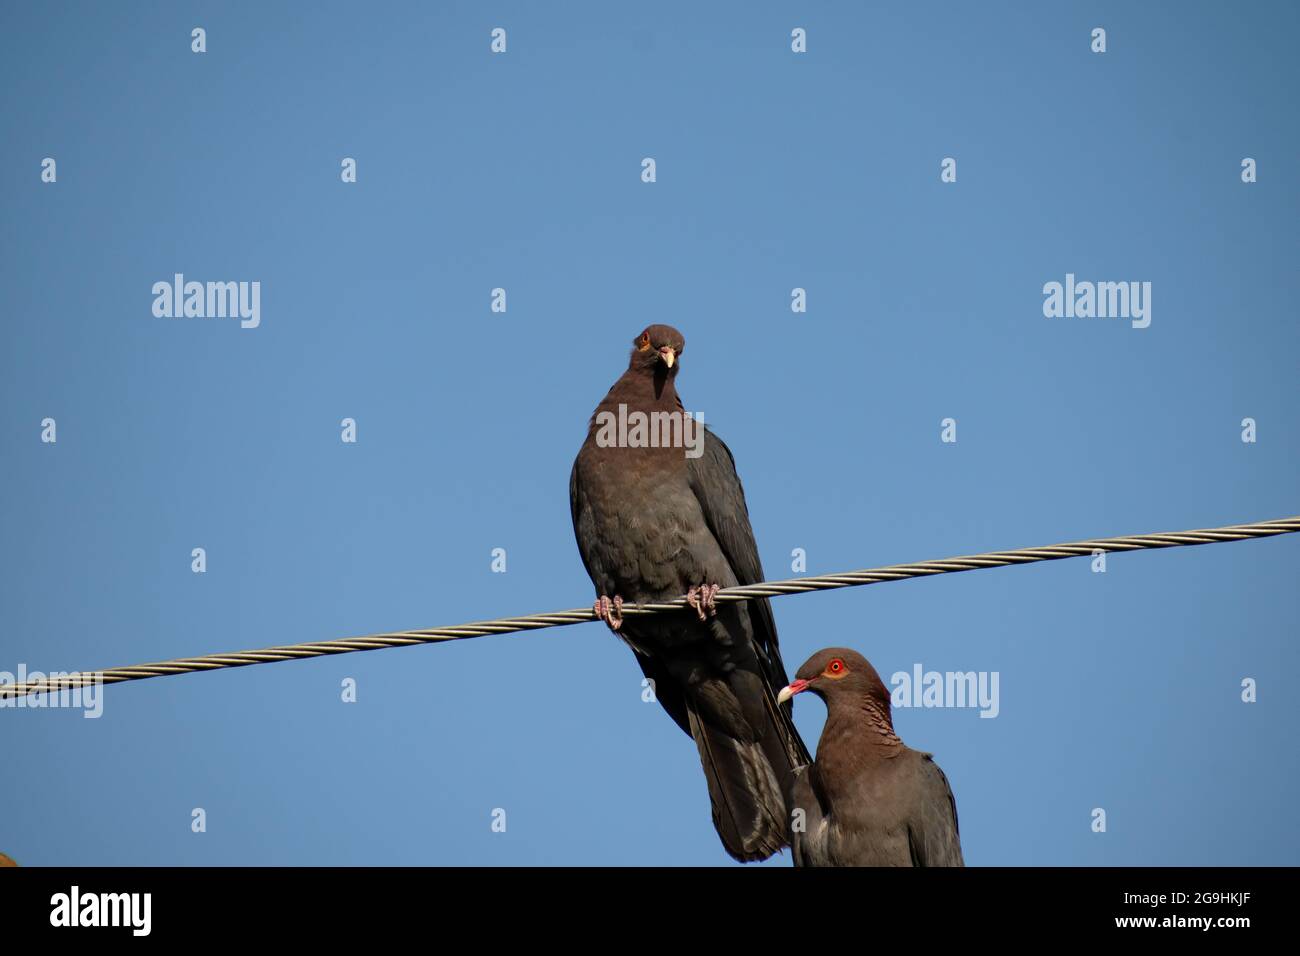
[570,324,809,862]
[779,647,964,866]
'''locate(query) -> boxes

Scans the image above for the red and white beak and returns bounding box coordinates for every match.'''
[658,346,676,368]
[777,678,810,705]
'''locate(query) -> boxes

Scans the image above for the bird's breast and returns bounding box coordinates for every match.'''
[574,442,721,602]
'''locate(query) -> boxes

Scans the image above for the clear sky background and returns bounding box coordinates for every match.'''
[1,1,1296,866]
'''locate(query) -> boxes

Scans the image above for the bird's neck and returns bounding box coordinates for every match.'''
[818,695,905,783]
[598,365,682,414]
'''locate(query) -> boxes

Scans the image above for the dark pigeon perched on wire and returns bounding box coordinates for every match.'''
[570,324,810,862]
[779,647,964,867]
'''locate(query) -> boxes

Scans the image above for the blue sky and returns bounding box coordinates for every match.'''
[1,1,1296,866]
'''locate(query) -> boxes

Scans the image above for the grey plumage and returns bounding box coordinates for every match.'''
[569,324,809,862]
[781,648,964,867]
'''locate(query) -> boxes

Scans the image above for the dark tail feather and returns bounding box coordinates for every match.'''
[685,683,810,862]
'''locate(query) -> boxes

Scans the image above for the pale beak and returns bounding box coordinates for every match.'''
[659,346,676,368]
[777,678,810,705]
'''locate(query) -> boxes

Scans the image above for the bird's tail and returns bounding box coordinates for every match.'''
[685,679,810,863]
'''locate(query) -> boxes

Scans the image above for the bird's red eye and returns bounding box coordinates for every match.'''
[638,332,651,350]
[827,659,844,675]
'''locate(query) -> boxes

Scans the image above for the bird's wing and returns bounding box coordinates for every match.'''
[786,764,827,867]
[568,455,603,587]
[568,457,587,563]
[906,753,965,867]
[686,427,809,766]
[686,431,790,684]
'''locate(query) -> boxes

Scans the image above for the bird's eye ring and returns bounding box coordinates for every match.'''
[638,332,651,350]
[828,659,844,674]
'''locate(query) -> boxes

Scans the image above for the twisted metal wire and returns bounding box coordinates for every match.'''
[2,516,1296,699]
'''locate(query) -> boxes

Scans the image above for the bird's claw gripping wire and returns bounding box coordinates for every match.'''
[686,584,720,621]
[594,594,624,631]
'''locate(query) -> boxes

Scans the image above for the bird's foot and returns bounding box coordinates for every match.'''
[594,594,624,631]
[686,583,720,621]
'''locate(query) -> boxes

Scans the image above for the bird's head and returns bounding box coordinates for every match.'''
[628,324,685,375]
[778,647,890,711]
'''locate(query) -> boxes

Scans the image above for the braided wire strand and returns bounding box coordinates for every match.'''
[2,516,1296,698]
